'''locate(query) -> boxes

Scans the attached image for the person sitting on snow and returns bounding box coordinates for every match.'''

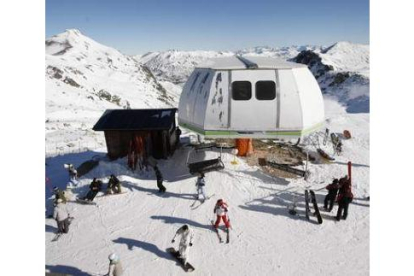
[107,174,122,194]
[324,178,340,211]
[214,199,231,229]
[171,224,194,265]
[195,173,206,202]
[53,198,70,234]
[106,253,123,276]
[53,186,67,205]
[83,178,102,201]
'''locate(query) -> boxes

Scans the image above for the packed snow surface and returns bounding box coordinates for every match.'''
[45,99,369,276]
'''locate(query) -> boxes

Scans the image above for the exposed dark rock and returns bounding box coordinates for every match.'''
[63,77,80,88]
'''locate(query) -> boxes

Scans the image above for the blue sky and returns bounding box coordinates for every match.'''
[46,0,369,55]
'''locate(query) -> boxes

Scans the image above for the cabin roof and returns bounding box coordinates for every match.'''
[196,56,306,70]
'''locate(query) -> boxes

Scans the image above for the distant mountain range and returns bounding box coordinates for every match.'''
[45,29,369,152]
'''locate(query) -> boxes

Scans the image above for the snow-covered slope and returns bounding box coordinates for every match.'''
[293,42,369,113]
[45,99,369,276]
[139,42,369,113]
[46,29,178,154]
[138,50,234,84]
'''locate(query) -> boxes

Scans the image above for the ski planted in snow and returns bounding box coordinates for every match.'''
[51,233,62,242]
[166,247,195,272]
[226,228,230,244]
[305,190,310,220]
[309,190,323,224]
[211,220,223,243]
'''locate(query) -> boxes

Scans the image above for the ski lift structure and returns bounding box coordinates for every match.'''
[178,56,325,176]
[186,142,226,175]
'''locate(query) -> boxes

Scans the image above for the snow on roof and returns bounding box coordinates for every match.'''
[196,56,306,70]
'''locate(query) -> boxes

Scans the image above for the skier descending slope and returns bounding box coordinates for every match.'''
[214,199,231,229]
[171,225,194,266]
[213,199,231,243]
[195,173,206,202]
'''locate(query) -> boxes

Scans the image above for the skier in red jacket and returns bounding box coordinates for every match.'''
[213,199,231,229]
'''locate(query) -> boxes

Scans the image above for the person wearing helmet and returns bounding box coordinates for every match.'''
[107,174,122,194]
[195,173,206,202]
[213,199,231,229]
[107,253,123,276]
[171,225,194,266]
[323,178,340,211]
[53,186,67,205]
[53,198,70,234]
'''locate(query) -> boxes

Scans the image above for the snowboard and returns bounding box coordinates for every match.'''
[305,190,310,220]
[99,191,127,197]
[166,247,195,272]
[76,198,97,205]
[309,190,323,224]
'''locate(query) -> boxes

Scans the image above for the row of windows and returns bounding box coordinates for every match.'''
[232,81,276,101]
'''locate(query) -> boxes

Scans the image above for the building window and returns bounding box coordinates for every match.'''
[232,81,252,101]
[256,81,276,100]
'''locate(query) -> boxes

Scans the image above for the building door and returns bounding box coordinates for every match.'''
[230,70,278,131]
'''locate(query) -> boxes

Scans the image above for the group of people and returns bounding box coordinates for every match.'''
[323,176,354,221]
[170,197,231,266]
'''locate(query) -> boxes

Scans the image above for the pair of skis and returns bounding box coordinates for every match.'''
[51,217,74,241]
[211,220,230,244]
[305,190,323,224]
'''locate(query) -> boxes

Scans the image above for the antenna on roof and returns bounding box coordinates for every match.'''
[235,55,258,69]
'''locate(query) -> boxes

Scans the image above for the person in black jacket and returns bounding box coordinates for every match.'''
[336,177,354,221]
[154,166,166,193]
[83,178,102,201]
[323,179,340,211]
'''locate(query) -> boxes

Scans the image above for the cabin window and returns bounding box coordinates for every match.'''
[232,81,252,101]
[256,81,276,100]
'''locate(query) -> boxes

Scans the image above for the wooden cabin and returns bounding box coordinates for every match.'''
[93,108,180,169]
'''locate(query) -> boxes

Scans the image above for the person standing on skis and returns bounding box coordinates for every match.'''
[53,198,70,234]
[171,224,194,265]
[214,199,231,229]
[324,178,340,211]
[336,177,354,221]
[195,173,206,202]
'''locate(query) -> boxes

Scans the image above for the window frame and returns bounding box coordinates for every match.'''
[232,81,252,101]
[255,80,276,101]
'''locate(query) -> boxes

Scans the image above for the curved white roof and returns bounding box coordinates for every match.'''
[196,56,306,70]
